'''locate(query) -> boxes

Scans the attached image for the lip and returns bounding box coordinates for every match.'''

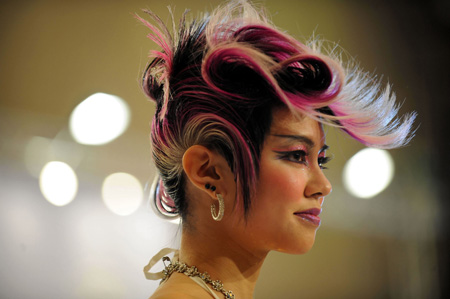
[294,208,322,226]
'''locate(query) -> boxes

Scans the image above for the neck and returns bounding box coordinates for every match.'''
[179,225,268,298]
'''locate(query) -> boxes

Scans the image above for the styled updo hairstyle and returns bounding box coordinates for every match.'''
[136,1,415,221]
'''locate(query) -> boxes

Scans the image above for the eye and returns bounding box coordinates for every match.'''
[318,156,332,169]
[276,150,307,164]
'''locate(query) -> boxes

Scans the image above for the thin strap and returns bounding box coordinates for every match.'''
[189,276,221,299]
[143,248,178,280]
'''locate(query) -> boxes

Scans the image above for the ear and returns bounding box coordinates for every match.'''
[182,145,232,199]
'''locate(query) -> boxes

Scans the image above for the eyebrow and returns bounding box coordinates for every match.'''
[272,134,329,152]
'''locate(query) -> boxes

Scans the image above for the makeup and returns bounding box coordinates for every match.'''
[273,144,331,169]
[273,144,309,164]
[294,208,322,226]
[272,144,309,153]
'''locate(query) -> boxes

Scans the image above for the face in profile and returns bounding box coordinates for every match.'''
[228,107,332,255]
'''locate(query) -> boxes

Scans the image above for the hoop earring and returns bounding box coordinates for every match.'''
[211,193,224,221]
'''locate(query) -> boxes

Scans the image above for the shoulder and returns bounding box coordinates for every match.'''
[150,273,213,299]
[150,290,198,299]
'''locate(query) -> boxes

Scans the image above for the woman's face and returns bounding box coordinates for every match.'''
[230,107,332,255]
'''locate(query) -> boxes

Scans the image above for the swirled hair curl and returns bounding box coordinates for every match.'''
[136,1,416,221]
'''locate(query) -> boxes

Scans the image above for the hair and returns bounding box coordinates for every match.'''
[136,1,416,221]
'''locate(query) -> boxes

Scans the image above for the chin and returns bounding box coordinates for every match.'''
[277,237,316,255]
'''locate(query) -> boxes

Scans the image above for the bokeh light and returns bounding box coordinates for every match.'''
[39,161,78,206]
[69,93,130,145]
[102,172,143,216]
[343,148,395,199]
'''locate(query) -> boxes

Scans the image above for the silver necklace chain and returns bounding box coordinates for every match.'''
[162,256,235,299]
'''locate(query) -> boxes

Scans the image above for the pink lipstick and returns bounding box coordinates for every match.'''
[295,208,322,226]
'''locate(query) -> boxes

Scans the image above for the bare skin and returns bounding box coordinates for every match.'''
[151,107,332,298]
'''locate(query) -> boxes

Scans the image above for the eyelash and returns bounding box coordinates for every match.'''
[318,156,332,169]
[276,150,332,169]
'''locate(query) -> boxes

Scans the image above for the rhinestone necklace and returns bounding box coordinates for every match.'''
[161,256,235,299]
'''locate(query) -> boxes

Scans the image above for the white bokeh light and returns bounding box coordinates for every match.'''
[102,172,143,216]
[69,92,130,145]
[343,148,395,199]
[39,161,78,206]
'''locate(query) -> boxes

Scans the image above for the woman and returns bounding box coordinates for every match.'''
[137,1,415,298]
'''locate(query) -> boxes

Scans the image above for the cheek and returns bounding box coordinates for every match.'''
[258,161,307,204]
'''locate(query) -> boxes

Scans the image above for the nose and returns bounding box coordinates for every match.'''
[304,168,332,200]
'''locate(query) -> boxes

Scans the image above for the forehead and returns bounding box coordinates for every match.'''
[269,107,325,145]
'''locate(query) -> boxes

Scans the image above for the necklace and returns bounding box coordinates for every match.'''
[161,256,235,299]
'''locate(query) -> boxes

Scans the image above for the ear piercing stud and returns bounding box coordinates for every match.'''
[205,183,216,192]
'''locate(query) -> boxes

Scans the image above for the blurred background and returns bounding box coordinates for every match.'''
[1,0,449,298]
